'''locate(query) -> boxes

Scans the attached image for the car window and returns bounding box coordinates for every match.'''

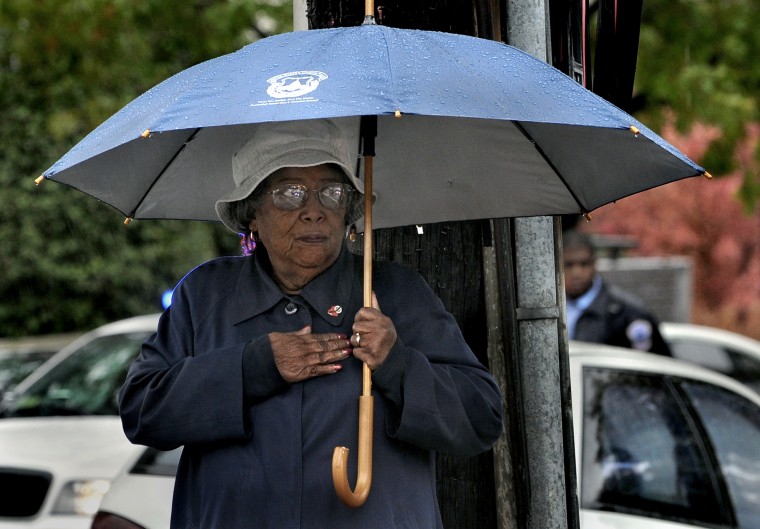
[670,340,760,393]
[581,367,728,526]
[683,381,760,529]
[0,351,55,394]
[669,341,733,371]
[131,447,182,477]
[3,331,151,417]
[0,334,78,397]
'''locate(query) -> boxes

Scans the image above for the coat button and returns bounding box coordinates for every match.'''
[285,302,298,315]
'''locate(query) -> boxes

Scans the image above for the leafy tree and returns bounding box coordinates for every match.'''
[0,0,292,336]
[580,0,760,337]
[635,0,760,205]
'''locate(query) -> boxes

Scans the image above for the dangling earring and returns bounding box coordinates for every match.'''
[241,230,257,255]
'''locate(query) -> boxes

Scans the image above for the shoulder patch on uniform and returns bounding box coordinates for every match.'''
[626,319,653,351]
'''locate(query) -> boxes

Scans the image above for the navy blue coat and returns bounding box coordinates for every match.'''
[119,246,503,529]
[573,281,672,356]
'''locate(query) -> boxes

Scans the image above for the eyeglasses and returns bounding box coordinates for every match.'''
[265,183,354,211]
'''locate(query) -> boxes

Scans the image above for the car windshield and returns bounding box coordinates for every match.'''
[2,331,151,418]
[0,351,55,394]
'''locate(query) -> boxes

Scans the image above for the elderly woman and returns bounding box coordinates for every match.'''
[118,119,503,529]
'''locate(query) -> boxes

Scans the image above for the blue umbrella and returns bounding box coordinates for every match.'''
[37,20,707,508]
[38,24,706,229]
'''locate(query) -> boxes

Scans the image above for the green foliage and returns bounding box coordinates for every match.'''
[0,0,292,336]
[636,0,760,200]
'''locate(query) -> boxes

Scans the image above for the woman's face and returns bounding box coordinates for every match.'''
[250,164,349,291]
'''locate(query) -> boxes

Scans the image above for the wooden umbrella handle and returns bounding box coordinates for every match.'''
[332,392,374,507]
[332,148,375,507]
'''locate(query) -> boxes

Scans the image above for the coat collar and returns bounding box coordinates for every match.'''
[230,244,357,327]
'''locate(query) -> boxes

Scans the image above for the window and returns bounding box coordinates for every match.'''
[131,447,182,477]
[4,331,152,417]
[670,339,760,394]
[581,368,727,526]
[684,382,760,529]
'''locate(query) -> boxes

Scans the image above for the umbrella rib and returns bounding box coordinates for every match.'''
[125,128,202,221]
[512,121,589,215]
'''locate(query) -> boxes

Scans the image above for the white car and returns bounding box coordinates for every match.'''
[572,342,760,529]
[662,322,760,393]
[91,341,760,529]
[91,447,180,529]
[0,314,160,529]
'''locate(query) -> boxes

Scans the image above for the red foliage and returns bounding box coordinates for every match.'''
[581,117,760,338]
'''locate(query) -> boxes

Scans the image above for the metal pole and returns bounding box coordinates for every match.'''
[293,0,308,30]
[506,0,551,62]
[513,216,568,529]
[497,1,578,528]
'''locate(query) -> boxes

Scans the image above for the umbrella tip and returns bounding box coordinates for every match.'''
[394,110,401,118]
[141,129,151,139]
[629,125,640,135]
[34,175,45,186]
[582,212,593,222]
[124,217,133,225]
[703,171,713,179]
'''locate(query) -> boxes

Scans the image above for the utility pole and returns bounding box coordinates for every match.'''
[495,1,579,528]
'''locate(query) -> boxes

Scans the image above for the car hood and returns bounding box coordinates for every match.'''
[0,416,143,477]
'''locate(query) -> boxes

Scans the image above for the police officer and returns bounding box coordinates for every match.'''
[563,230,672,356]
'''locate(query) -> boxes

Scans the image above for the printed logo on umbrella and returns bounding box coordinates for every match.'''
[266,71,328,99]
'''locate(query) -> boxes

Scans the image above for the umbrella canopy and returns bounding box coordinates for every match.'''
[40,24,705,229]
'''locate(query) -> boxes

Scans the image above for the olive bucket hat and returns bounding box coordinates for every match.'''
[215,118,364,233]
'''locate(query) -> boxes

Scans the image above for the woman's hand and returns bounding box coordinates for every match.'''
[350,292,397,371]
[269,327,351,383]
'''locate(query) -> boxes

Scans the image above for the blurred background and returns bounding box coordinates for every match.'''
[0,0,294,337]
[1,0,759,339]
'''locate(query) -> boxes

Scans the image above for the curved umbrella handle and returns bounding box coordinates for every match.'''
[332,119,377,507]
[332,392,374,507]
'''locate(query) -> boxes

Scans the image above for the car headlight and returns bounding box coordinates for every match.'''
[52,479,111,516]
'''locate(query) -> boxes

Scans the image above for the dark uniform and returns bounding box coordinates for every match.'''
[572,281,672,356]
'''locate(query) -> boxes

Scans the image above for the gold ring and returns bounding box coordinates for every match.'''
[354,332,361,346]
